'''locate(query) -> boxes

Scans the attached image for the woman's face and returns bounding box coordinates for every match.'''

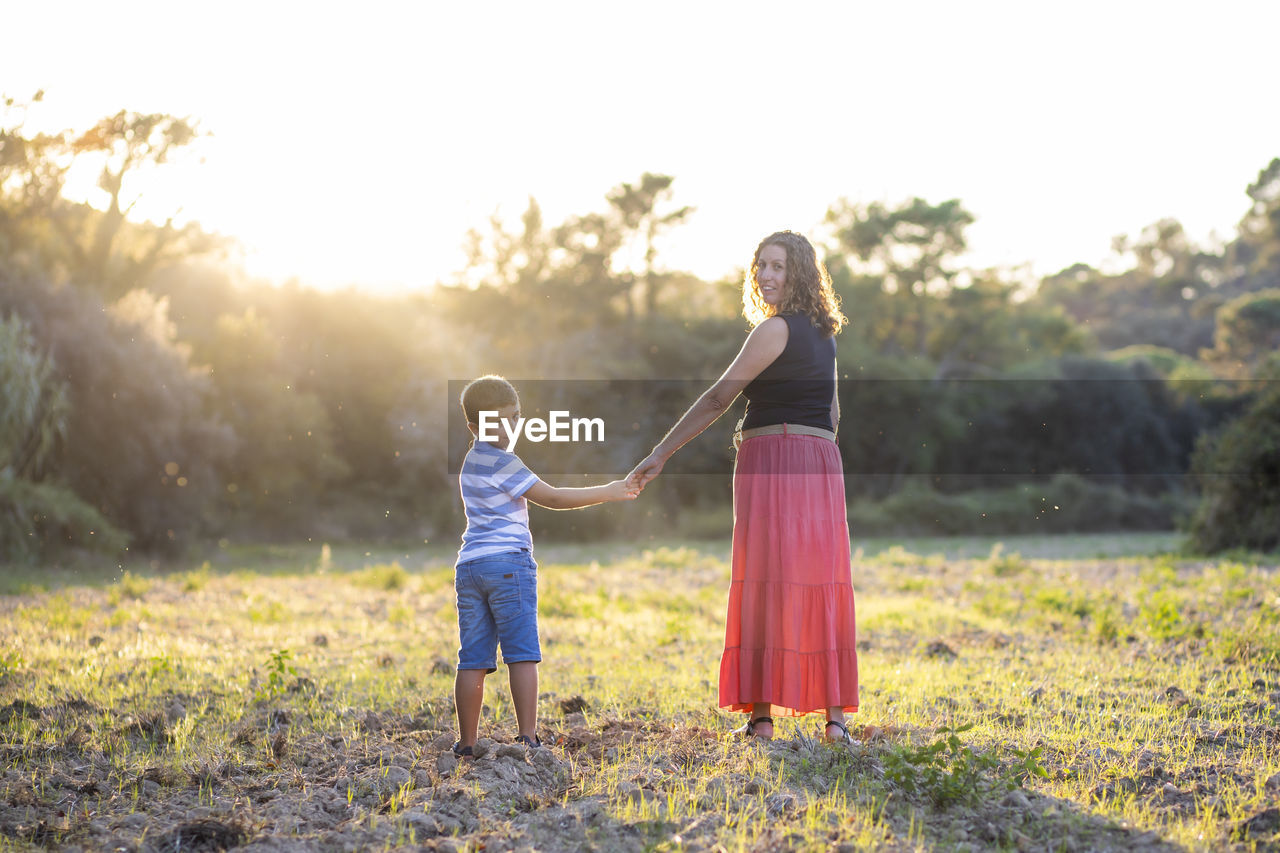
[756,243,788,306]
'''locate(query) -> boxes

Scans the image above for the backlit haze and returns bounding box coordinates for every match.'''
[5,0,1278,292]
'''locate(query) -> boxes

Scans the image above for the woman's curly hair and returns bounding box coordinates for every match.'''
[742,231,846,337]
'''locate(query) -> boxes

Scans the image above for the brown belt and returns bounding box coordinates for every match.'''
[734,422,837,449]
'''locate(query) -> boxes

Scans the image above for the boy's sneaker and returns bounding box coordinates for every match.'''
[514,734,542,748]
[452,741,474,758]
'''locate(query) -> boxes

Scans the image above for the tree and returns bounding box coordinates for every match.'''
[932,356,1203,495]
[443,177,697,376]
[0,313,67,481]
[202,308,349,532]
[0,311,127,558]
[0,92,70,270]
[826,197,975,355]
[605,172,694,319]
[262,288,414,501]
[0,97,224,294]
[1186,383,1280,553]
[449,196,629,355]
[459,198,551,291]
[927,272,1092,378]
[1203,289,1280,376]
[0,273,233,550]
[1032,214,1238,357]
[551,209,631,332]
[1235,158,1280,276]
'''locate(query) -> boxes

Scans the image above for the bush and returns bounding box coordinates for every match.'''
[0,312,126,560]
[0,313,68,479]
[849,474,1191,536]
[926,356,1205,496]
[0,474,128,561]
[0,273,234,551]
[1184,384,1280,553]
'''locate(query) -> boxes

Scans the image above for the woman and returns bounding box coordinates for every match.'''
[629,230,858,742]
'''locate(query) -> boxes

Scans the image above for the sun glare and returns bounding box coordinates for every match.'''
[4,2,1278,292]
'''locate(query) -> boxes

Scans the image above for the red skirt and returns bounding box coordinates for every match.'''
[718,432,859,717]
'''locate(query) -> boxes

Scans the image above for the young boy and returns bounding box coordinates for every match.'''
[452,375,638,755]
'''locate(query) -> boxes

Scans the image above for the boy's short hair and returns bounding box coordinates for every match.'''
[461,375,520,423]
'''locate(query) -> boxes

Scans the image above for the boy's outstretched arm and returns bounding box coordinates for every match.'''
[524,478,639,511]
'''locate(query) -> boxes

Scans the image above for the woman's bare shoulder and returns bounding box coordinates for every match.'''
[751,315,790,339]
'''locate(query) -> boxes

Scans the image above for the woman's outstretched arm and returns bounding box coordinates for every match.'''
[628,317,788,487]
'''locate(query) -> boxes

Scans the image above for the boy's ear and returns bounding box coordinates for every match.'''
[466,421,479,436]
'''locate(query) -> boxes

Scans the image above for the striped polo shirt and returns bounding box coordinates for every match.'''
[457,440,539,562]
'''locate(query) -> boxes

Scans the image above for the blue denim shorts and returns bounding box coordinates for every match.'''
[455,550,540,672]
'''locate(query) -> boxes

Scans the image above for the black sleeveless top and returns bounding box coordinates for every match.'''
[741,313,836,432]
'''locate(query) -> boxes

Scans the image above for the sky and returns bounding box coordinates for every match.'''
[4,0,1278,293]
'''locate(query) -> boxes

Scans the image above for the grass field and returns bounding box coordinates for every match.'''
[1,532,1278,851]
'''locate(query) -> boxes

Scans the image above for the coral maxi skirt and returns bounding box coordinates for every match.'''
[719,431,859,716]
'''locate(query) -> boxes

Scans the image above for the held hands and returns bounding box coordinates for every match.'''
[627,450,666,490]
[606,478,642,502]
[608,449,667,503]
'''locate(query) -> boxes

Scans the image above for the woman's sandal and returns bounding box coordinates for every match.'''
[451,741,475,759]
[823,720,854,745]
[734,716,774,740]
[515,734,542,748]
